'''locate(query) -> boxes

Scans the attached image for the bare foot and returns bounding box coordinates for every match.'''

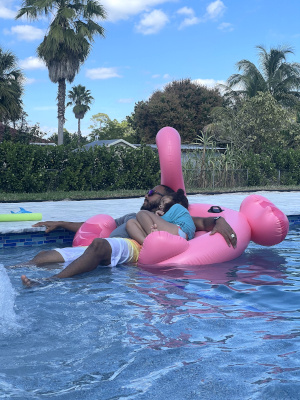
[21,275,41,287]
[151,223,158,233]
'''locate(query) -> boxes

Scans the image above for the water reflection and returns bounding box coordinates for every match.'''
[140,248,287,287]
[122,249,292,350]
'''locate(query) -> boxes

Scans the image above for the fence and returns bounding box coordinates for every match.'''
[36,168,299,191]
[182,168,297,190]
[183,168,249,190]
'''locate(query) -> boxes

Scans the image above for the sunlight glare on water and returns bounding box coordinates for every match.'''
[0,265,19,334]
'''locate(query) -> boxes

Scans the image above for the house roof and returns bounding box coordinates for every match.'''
[134,143,225,151]
[82,139,137,150]
[80,139,225,152]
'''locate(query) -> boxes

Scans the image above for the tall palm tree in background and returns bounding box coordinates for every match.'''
[0,47,24,124]
[16,0,106,145]
[223,45,300,107]
[67,84,94,139]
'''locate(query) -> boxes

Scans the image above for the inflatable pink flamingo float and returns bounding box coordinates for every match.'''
[73,127,289,268]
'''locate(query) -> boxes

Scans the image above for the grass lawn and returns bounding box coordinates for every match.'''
[0,185,299,202]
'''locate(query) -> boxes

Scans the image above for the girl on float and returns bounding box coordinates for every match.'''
[126,189,195,245]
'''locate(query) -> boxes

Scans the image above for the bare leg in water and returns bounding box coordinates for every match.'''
[21,238,112,286]
[8,250,65,269]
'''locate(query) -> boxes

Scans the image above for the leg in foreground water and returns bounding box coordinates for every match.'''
[8,250,65,268]
[21,238,117,286]
[21,274,48,287]
[21,238,141,287]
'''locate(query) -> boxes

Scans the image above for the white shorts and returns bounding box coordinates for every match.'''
[55,238,141,267]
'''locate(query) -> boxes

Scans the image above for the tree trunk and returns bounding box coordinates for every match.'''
[77,117,81,146]
[57,79,66,145]
[78,118,81,137]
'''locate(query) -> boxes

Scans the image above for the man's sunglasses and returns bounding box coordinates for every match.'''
[147,189,164,197]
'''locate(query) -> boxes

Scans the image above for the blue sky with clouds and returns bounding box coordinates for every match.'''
[1,0,300,138]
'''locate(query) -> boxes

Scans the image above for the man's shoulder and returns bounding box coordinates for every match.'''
[115,213,137,226]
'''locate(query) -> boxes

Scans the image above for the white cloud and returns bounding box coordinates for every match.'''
[177,7,200,29]
[118,98,134,104]
[177,7,194,17]
[192,78,226,89]
[135,9,169,35]
[218,22,234,32]
[205,0,226,20]
[86,67,121,79]
[5,24,45,41]
[0,1,16,19]
[20,56,46,70]
[177,2,225,29]
[180,16,200,29]
[100,0,172,22]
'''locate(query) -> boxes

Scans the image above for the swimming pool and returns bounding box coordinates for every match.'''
[0,222,299,400]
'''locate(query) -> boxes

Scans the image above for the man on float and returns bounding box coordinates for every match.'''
[32,185,237,245]
[19,185,237,286]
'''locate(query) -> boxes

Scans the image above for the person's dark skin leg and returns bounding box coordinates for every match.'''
[21,238,112,285]
[126,218,148,244]
[8,250,65,268]
[126,210,180,244]
[54,238,112,278]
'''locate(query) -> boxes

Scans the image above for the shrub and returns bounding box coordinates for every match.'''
[0,143,160,193]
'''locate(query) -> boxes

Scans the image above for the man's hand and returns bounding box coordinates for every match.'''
[32,221,61,233]
[209,217,237,248]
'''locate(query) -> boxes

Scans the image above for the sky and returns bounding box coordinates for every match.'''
[1,0,300,138]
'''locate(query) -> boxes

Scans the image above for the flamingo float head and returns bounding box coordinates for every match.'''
[156,127,186,194]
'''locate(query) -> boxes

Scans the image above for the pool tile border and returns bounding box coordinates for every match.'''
[0,229,75,249]
[0,215,299,249]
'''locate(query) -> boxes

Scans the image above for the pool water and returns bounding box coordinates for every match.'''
[0,227,299,400]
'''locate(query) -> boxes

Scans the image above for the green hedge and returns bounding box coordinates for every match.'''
[241,148,300,186]
[0,143,160,193]
[1,142,298,193]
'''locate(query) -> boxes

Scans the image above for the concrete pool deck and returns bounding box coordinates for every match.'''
[0,191,299,248]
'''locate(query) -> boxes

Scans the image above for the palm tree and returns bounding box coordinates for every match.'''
[16,0,106,145]
[0,47,24,124]
[223,45,300,107]
[67,84,94,139]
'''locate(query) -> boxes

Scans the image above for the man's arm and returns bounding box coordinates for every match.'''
[192,216,237,248]
[33,212,137,235]
[32,221,84,233]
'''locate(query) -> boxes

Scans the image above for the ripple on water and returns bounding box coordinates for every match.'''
[0,227,299,399]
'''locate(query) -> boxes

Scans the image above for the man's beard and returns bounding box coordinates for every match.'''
[140,198,161,212]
